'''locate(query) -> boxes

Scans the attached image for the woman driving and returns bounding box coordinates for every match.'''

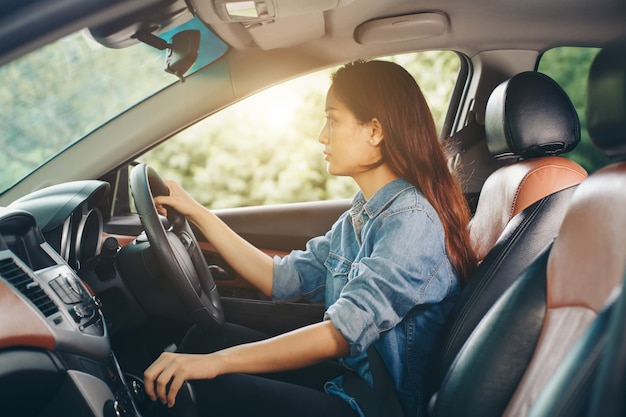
[143,59,477,417]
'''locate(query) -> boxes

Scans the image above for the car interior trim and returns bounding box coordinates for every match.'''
[0,279,55,350]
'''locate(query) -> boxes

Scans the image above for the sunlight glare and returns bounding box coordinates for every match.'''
[241,71,331,129]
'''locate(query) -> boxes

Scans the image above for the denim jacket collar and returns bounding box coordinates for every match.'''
[351,178,415,219]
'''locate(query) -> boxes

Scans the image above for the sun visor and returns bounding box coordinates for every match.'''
[356,12,448,45]
[199,0,354,22]
[195,0,354,50]
[242,14,325,49]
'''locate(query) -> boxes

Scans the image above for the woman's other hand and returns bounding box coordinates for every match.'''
[143,351,222,408]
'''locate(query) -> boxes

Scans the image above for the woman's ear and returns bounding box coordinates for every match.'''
[368,118,384,146]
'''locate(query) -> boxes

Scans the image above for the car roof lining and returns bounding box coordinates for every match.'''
[0,0,623,203]
[3,0,624,68]
[198,0,626,57]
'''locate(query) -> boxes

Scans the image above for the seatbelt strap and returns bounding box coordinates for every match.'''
[343,345,405,417]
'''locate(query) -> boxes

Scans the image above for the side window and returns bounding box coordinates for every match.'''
[538,47,609,173]
[141,51,461,209]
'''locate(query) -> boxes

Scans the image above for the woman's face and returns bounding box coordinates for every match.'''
[318,88,381,178]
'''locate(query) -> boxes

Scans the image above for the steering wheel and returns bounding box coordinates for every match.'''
[129,163,224,331]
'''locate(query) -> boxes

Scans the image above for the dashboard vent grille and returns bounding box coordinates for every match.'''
[0,258,59,317]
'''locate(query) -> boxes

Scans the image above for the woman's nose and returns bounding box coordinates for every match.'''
[318,122,329,144]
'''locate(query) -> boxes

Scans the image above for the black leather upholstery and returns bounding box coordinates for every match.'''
[429,249,550,417]
[426,185,577,397]
[588,284,626,417]
[425,71,584,401]
[486,71,581,159]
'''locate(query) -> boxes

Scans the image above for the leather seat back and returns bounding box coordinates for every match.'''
[471,71,587,261]
[426,72,587,399]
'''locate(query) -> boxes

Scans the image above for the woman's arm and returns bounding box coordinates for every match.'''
[153,181,274,296]
[144,320,350,407]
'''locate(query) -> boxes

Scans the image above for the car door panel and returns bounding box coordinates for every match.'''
[103,199,350,334]
[203,199,350,334]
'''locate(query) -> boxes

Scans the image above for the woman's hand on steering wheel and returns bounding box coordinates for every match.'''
[129,163,225,331]
[152,180,201,220]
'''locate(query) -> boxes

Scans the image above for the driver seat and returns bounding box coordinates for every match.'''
[426,71,587,398]
[471,71,587,261]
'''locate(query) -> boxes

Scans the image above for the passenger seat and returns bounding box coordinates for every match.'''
[427,71,587,398]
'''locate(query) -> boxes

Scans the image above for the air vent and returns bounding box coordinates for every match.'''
[0,258,59,317]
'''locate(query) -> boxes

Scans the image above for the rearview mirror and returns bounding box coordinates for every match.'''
[133,29,200,82]
[165,30,200,81]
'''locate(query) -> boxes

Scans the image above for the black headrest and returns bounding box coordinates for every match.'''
[485,71,580,159]
[586,40,626,160]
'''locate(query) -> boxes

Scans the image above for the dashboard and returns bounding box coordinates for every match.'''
[0,181,143,417]
[8,180,110,272]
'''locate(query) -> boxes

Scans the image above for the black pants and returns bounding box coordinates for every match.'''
[177,323,358,417]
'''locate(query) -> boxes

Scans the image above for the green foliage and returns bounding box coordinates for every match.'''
[142,51,462,208]
[0,31,172,192]
[145,47,610,209]
[5,36,603,210]
[387,51,460,127]
[142,72,359,208]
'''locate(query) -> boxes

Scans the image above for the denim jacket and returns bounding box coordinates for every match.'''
[272,178,460,417]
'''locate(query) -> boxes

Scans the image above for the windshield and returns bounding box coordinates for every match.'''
[0,17,227,195]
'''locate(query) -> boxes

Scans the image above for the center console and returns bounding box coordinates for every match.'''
[0,209,144,417]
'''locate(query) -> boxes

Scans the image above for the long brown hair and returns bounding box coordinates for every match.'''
[331,60,477,283]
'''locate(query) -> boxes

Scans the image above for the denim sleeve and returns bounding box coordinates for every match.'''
[272,231,331,303]
[324,208,456,356]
